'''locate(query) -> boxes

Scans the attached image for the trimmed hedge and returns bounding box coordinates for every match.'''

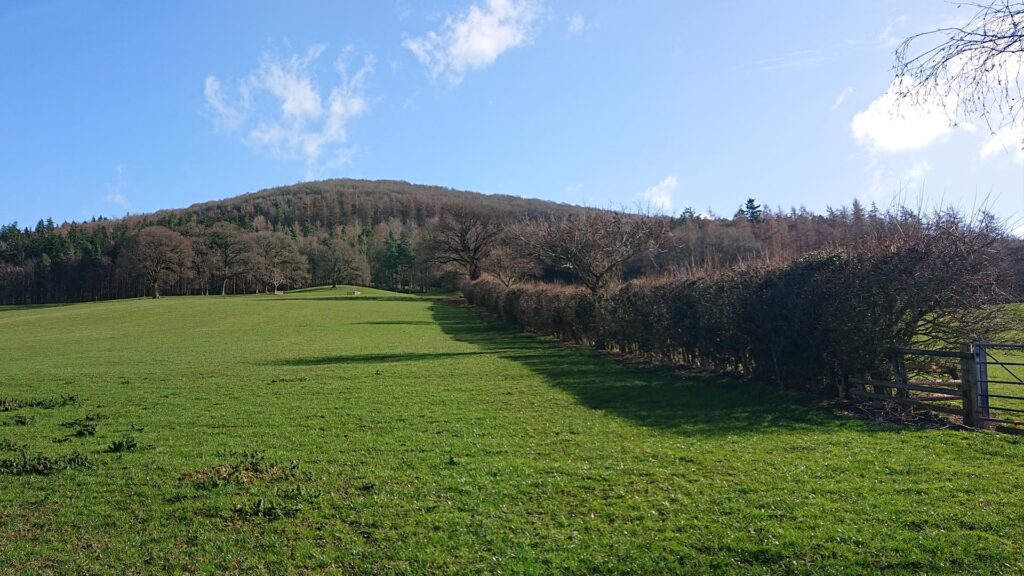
[463,223,1008,392]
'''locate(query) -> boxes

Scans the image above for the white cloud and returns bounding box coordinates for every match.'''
[402,0,539,84]
[244,45,326,121]
[640,175,677,213]
[567,13,585,36]
[850,76,953,152]
[831,87,853,110]
[205,46,374,175]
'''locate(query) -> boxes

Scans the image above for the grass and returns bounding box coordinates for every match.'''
[978,346,1024,427]
[0,286,1023,574]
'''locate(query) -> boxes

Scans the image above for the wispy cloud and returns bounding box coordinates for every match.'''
[403,0,540,84]
[831,87,853,110]
[103,165,131,212]
[757,50,829,72]
[877,16,907,49]
[640,175,677,213]
[203,76,243,131]
[865,160,931,203]
[980,124,1024,164]
[905,159,930,184]
[204,45,374,176]
[566,12,586,36]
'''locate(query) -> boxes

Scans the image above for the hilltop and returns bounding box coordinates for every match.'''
[126,179,584,232]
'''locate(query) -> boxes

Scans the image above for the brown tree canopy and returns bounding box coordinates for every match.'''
[482,238,540,287]
[515,210,670,293]
[206,222,256,295]
[425,204,505,280]
[120,226,193,298]
[307,234,365,288]
[253,232,309,293]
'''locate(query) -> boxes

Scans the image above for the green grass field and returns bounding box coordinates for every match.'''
[979,307,1024,425]
[2,287,1024,574]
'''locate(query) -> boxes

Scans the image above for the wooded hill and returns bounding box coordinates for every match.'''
[0,179,578,303]
[1,178,1022,307]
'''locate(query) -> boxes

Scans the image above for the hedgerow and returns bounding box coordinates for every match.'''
[463,213,1009,392]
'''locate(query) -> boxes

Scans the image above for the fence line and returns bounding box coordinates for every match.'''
[845,342,1024,434]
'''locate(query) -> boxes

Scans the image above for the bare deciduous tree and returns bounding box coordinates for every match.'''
[121,226,193,298]
[206,222,255,295]
[482,237,539,287]
[426,204,504,280]
[253,232,308,294]
[516,210,670,293]
[894,1,1024,134]
[310,234,364,288]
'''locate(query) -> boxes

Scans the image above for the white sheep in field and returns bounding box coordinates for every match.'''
[352,290,362,296]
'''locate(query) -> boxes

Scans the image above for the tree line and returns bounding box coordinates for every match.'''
[0,216,400,302]
[1,179,1022,310]
[0,180,573,303]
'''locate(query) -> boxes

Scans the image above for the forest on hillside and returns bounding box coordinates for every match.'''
[5,178,1021,306]
[0,180,578,303]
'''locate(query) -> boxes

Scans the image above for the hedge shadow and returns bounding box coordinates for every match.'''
[430,302,838,436]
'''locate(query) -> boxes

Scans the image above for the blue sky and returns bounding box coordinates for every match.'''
[2,0,1023,228]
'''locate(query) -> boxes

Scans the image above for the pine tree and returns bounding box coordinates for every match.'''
[742,198,763,223]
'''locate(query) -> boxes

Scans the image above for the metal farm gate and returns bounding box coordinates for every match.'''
[846,342,1024,434]
[973,343,1024,433]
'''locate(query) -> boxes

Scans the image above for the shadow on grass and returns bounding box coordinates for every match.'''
[0,303,75,312]
[263,296,423,303]
[353,320,436,326]
[269,351,487,366]
[430,302,840,436]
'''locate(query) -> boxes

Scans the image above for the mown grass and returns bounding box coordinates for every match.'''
[1,286,1023,574]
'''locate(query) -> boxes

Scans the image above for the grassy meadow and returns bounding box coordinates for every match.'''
[2,287,1024,574]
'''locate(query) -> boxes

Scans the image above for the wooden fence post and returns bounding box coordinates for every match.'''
[891,353,908,400]
[961,343,978,428]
